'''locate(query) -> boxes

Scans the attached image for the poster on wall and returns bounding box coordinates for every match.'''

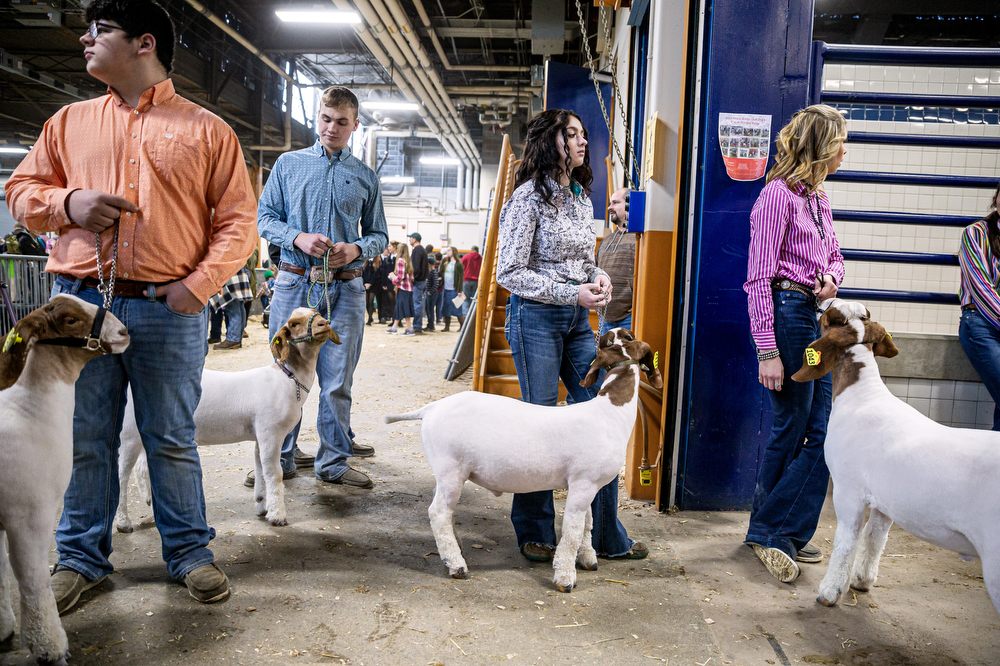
[718,113,771,181]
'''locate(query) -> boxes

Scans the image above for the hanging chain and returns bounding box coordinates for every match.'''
[306,247,334,316]
[806,192,826,241]
[595,286,609,352]
[602,7,637,187]
[94,228,118,309]
[574,0,633,190]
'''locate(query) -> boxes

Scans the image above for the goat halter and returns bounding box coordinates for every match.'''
[276,360,311,401]
[288,312,325,343]
[36,305,109,353]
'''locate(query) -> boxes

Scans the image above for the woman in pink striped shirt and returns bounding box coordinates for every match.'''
[742,104,847,583]
[958,183,1000,430]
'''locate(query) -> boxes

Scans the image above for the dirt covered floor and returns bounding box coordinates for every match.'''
[2,317,997,665]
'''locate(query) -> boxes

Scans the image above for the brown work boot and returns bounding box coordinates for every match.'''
[183,563,230,603]
[51,566,107,615]
[214,340,242,350]
[323,467,374,488]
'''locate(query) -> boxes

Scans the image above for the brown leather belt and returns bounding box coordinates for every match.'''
[771,277,815,299]
[62,275,168,299]
[962,303,978,311]
[279,262,362,282]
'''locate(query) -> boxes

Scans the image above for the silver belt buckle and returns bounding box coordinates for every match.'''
[780,279,793,290]
[309,265,335,284]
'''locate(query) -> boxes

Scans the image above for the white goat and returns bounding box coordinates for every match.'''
[0,295,129,665]
[791,298,1000,614]
[115,308,338,529]
[384,328,662,592]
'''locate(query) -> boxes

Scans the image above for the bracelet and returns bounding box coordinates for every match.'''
[757,348,780,362]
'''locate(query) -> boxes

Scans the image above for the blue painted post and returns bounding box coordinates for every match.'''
[675,0,815,510]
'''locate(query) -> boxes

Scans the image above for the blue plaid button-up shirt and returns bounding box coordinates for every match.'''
[257,141,388,271]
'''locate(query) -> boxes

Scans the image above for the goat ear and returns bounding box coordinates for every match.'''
[0,313,45,390]
[635,342,663,389]
[790,334,842,383]
[270,326,291,362]
[580,348,612,387]
[328,329,342,345]
[866,321,898,358]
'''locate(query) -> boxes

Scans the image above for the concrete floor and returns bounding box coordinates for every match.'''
[1,317,997,665]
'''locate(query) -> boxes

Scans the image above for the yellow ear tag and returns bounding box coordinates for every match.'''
[805,347,821,366]
[653,351,659,371]
[3,329,22,354]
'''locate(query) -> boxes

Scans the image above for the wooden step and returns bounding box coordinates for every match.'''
[481,373,569,401]
[490,325,509,350]
[487,349,515,375]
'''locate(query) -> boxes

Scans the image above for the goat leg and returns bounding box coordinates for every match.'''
[258,435,288,526]
[553,488,594,592]
[427,476,468,579]
[817,489,867,607]
[114,436,145,533]
[0,532,15,645]
[850,508,892,592]
[5,518,69,665]
[576,505,598,571]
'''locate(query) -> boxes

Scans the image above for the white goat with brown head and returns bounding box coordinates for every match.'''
[384,328,662,593]
[0,295,129,665]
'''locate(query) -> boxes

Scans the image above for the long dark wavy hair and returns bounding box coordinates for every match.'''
[985,182,1000,260]
[514,109,593,208]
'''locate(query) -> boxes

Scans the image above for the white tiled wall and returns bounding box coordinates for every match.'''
[820,64,1000,335]
[884,377,996,430]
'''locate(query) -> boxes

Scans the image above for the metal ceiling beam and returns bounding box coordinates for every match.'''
[0,47,91,100]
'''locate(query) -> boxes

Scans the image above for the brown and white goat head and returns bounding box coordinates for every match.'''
[269,308,341,362]
[580,328,663,392]
[0,294,129,390]
[791,299,898,390]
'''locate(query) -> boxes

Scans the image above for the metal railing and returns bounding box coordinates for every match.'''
[809,42,1000,306]
[0,255,55,335]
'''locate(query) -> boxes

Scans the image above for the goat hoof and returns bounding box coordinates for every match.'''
[450,567,467,579]
[33,650,70,665]
[576,559,598,571]
[849,579,871,592]
[267,513,288,527]
[115,521,133,534]
[556,583,573,593]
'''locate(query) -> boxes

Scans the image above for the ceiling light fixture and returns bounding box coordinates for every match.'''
[0,146,29,154]
[361,101,420,111]
[420,156,461,166]
[381,176,415,184]
[275,10,361,24]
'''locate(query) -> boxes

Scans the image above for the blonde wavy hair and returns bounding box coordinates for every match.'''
[766,104,847,193]
[396,242,413,275]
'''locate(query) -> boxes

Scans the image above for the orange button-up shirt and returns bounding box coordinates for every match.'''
[5,79,257,304]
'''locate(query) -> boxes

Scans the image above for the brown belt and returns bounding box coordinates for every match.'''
[279,262,362,281]
[63,275,168,299]
[962,303,978,312]
[771,277,815,299]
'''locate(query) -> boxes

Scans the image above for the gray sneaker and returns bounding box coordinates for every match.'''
[323,467,374,488]
[183,563,230,604]
[293,448,316,467]
[796,542,824,563]
[750,544,800,582]
[51,566,107,615]
[244,468,297,487]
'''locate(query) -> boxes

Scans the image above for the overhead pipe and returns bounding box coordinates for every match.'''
[472,166,480,211]
[410,0,526,72]
[339,0,468,165]
[456,163,466,210]
[464,165,473,210]
[328,0,463,164]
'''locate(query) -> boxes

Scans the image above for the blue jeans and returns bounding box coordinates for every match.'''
[51,276,215,581]
[424,287,438,330]
[268,270,366,480]
[599,314,632,337]
[745,291,832,559]
[412,279,427,330]
[461,280,477,317]
[504,294,634,557]
[435,290,445,324]
[959,307,1000,430]
[210,300,247,342]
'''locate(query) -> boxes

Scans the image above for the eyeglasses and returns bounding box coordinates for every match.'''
[88,21,125,39]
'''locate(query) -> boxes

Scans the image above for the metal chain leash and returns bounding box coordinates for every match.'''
[94,228,118,309]
[306,247,334,316]
[602,7,637,187]
[595,285,609,352]
[574,0,631,190]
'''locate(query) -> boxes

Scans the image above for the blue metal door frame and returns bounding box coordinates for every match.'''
[674,0,815,510]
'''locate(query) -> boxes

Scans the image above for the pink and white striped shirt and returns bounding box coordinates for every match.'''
[744,178,845,350]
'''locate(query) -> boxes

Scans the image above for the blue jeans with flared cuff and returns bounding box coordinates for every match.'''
[504,293,634,557]
[51,276,216,581]
[268,269,366,481]
[958,307,1000,431]
[745,290,832,560]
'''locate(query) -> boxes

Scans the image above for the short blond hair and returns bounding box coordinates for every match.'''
[766,104,847,193]
[320,86,359,119]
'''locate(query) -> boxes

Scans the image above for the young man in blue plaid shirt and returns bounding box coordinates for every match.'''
[257,87,388,489]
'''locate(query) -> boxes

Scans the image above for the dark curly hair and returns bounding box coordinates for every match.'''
[86,0,175,74]
[514,109,593,208]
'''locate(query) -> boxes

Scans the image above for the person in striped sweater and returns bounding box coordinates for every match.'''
[742,104,847,583]
[958,182,1000,431]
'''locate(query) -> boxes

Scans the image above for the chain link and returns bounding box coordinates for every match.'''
[94,228,118,309]
[306,248,334,316]
[595,286,609,352]
[602,6,637,186]
[574,0,633,190]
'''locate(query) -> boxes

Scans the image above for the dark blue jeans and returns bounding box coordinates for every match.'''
[412,279,427,330]
[423,287,438,330]
[504,294,634,557]
[959,307,1000,430]
[745,290,831,560]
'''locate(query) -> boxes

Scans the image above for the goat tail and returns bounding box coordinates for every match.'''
[383,406,429,424]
